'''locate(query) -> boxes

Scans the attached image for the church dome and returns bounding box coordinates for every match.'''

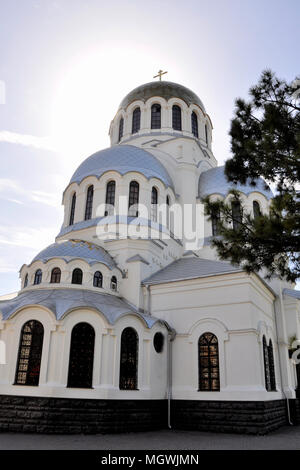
[119,81,206,112]
[70,144,174,188]
[198,166,272,199]
[30,240,116,269]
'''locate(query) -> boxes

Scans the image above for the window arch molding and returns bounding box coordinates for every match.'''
[146,96,166,128]
[189,318,228,391]
[167,97,188,130]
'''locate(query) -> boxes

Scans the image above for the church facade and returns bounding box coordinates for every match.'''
[0,80,300,434]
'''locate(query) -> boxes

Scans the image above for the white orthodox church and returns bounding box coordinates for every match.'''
[0,79,300,435]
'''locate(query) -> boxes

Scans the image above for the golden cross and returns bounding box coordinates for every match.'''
[153,69,168,81]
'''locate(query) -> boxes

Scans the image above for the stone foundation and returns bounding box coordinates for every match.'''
[171,399,288,435]
[0,395,296,435]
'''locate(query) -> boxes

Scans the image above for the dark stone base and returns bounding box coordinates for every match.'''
[171,399,289,435]
[0,395,167,434]
[0,395,298,435]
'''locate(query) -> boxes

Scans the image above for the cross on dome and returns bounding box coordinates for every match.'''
[153,69,168,81]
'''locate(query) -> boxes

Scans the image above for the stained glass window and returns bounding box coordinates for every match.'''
[15,320,44,386]
[93,271,103,288]
[50,267,61,283]
[198,332,220,391]
[67,322,95,388]
[119,327,138,390]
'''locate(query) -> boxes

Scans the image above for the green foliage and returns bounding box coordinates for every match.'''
[203,70,300,282]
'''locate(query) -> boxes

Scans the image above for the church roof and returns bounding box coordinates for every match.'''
[29,240,116,269]
[119,81,206,112]
[198,165,272,200]
[69,145,174,189]
[142,257,242,285]
[0,288,161,328]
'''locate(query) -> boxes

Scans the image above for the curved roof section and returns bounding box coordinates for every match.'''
[198,166,272,200]
[69,145,174,189]
[29,240,116,269]
[119,81,206,112]
[0,288,162,328]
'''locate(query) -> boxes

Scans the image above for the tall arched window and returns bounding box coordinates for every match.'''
[253,201,261,219]
[119,327,138,390]
[172,105,182,131]
[191,111,198,137]
[67,322,95,388]
[166,195,170,229]
[84,185,94,220]
[105,180,116,216]
[15,320,44,386]
[232,200,242,230]
[72,268,83,285]
[151,187,158,222]
[128,181,139,217]
[263,335,271,391]
[24,274,28,288]
[34,269,42,285]
[132,107,141,134]
[198,332,220,391]
[211,208,221,236]
[50,267,61,283]
[93,271,103,288]
[205,124,208,144]
[118,117,124,142]
[151,104,161,129]
[111,275,117,291]
[268,339,276,391]
[69,193,76,226]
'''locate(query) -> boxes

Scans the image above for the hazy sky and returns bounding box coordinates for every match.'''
[0,0,299,294]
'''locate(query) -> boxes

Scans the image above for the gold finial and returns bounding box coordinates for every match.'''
[153,69,168,81]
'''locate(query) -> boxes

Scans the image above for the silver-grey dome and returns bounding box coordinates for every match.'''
[30,240,116,269]
[199,166,272,199]
[119,81,206,112]
[69,144,174,188]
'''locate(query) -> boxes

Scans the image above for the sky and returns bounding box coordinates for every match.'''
[0,0,299,295]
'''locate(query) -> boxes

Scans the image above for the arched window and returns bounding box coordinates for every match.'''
[50,267,61,284]
[191,111,198,137]
[93,271,103,288]
[172,105,182,131]
[166,195,170,229]
[34,269,42,285]
[67,322,95,388]
[151,104,161,129]
[232,200,242,230]
[211,208,221,236]
[119,327,138,390]
[198,332,220,391]
[111,275,117,291]
[268,339,276,391]
[105,180,116,216]
[15,320,44,386]
[69,193,76,226]
[263,335,271,391]
[205,124,208,144]
[253,201,261,219]
[84,185,94,220]
[132,107,141,134]
[128,181,139,217]
[118,117,124,142]
[151,187,158,222]
[24,274,28,288]
[72,268,83,285]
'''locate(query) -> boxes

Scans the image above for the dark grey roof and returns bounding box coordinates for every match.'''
[0,288,160,328]
[142,257,242,285]
[69,145,174,188]
[30,240,116,269]
[119,81,206,112]
[199,166,272,200]
[283,289,300,300]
